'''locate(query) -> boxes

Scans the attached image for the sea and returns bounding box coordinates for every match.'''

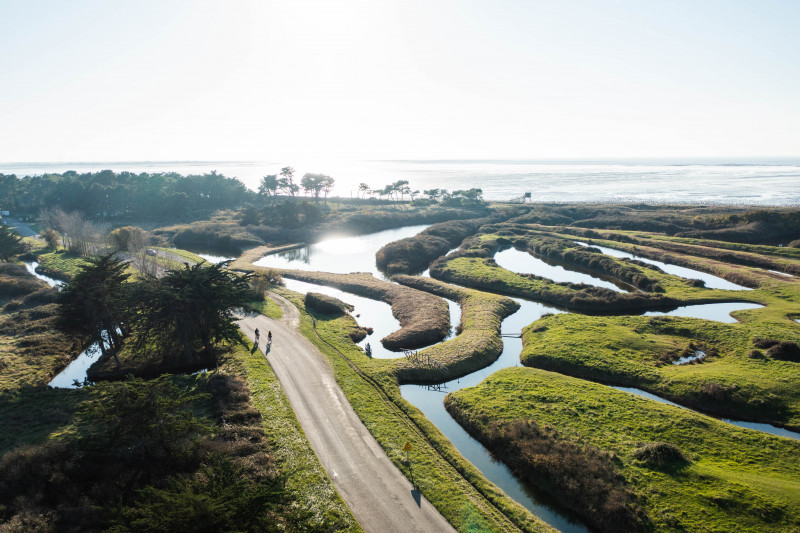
[2,159,799,205]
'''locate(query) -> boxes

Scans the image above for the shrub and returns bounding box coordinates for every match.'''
[304,292,353,316]
[447,416,649,533]
[766,341,800,362]
[633,442,689,467]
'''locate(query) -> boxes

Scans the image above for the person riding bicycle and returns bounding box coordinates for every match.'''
[267,331,272,342]
[255,328,260,340]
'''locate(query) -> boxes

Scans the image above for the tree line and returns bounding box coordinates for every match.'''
[0,169,253,218]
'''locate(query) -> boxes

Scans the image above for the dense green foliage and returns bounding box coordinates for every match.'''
[57,254,131,357]
[128,263,253,360]
[0,224,26,262]
[0,170,253,219]
[0,374,312,532]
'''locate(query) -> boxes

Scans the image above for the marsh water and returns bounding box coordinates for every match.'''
[494,247,629,292]
[283,277,461,359]
[251,225,783,532]
[574,241,752,290]
[253,224,430,279]
[44,222,796,531]
[23,261,64,288]
[400,298,596,532]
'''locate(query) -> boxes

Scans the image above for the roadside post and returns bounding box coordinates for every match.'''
[403,441,412,464]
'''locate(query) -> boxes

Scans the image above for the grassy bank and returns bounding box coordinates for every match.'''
[251,269,452,351]
[376,210,520,275]
[274,287,552,532]
[0,264,81,392]
[226,338,362,531]
[445,367,800,533]
[393,275,520,382]
[520,313,800,429]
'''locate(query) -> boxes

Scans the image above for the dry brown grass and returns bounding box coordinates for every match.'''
[392,275,519,382]
[0,267,81,392]
[229,244,305,272]
[267,270,451,350]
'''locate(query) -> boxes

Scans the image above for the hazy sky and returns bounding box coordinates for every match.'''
[1,0,798,162]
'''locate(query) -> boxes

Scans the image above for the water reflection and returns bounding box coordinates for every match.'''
[575,241,752,290]
[282,278,402,358]
[644,302,763,323]
[254,224,430,279]
[49,342,101,388]
[196,252,236,264]
[494,248,628,292]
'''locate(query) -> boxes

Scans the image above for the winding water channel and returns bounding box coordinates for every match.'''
[43,224,799,531]
[251,224,797,532]
[23,261,64,288]
[574,241,752,290]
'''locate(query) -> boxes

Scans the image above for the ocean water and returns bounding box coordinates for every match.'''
[2,159,799,205]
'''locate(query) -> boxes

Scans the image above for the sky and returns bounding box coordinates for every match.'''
[1,0,799,162]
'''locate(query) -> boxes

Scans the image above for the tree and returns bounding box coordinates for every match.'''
[108,225,147,252]
[277,167,299,197]
[57,254,131,360]
[0,224,26,262]
[258,174,279,204]
[396,180,411,202]
[424,189,441,201]
[358,182,371,199]
[300,173,335,203]
[130,263,252,361]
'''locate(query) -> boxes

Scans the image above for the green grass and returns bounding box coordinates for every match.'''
[0,387,87,455]
[35,250,89,280]
[446,367,800,532]
[273,287,553,532]
[228,339,362,531]
[248,294,283,319]
[394,275,520,382]
[520,313,800,428]
[154,246,205,264]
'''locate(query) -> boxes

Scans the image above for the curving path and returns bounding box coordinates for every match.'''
[237,293,455,533]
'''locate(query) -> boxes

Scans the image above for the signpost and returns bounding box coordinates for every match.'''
[403,441,412,463]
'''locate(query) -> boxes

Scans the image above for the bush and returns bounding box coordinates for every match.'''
[304,292,353,316]
[766,341,800,362]
[633,442,689,467]
[455,417,650,533]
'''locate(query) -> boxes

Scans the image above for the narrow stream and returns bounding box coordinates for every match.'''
[574,241,752,290]
[49,342,101,388]
[400,298,596,532]
[281,278,461,359]
[494,248,628,292]
[23,261,64,288]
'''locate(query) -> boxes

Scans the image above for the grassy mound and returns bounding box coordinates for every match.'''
[520,313,800,429]
[445,367,800,533]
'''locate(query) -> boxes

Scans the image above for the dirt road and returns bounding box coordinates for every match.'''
[237,293,455,533]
